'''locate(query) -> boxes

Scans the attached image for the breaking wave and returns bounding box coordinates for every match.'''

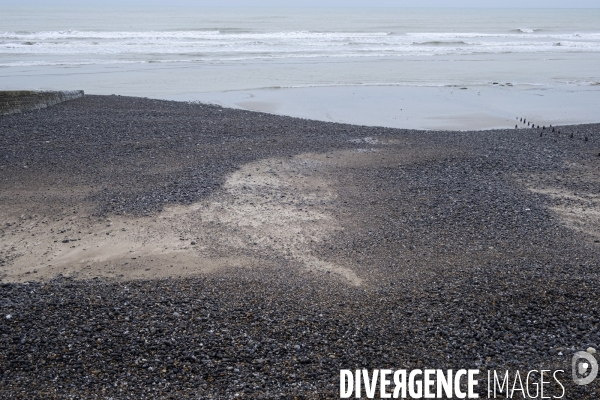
[1,29,599,64]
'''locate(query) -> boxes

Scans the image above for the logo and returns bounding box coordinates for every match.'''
[339,347,598,399]
[572,350,598,385]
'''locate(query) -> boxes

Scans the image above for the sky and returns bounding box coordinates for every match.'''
[1,0,598,7]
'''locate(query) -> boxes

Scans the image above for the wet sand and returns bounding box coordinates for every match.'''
[165,84,600,131]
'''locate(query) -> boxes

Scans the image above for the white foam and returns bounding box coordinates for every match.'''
[517,28,539,33]
[1,29,599,64]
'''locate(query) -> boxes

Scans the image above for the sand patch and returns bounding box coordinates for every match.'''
[522,162,600,241]
[0,152,362,285]
[529,188,600,240]
[160,153,362,285]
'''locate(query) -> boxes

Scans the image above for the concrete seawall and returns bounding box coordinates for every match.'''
[0,90,84,115]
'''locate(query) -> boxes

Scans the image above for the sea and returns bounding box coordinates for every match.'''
[1,7,599,128]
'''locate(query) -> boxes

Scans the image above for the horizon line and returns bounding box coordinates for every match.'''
[2,5,600,8]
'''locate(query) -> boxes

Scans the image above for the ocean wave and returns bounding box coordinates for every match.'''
[1,29,600,62]
[0,59,144,67]
[2,30,599,45]
[516,28,541,33]
[0,30,222,40]
[405,32,600,40]
[2,29,600,42]
[412,41,470,46]
[0,30,391,41]
[3,40,599,55]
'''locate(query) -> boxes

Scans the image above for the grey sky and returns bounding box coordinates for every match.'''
[3,0,599,7]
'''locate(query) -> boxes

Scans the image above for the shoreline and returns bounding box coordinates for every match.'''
[3,87,600,132]
[162,84,600,131]
[0,94,599,398]
[3,49,600,132]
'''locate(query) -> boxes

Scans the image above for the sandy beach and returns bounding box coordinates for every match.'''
[1,95,599,398]
[168,84,600,131]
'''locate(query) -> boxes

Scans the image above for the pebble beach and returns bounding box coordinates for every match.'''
[0,95,599,398]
